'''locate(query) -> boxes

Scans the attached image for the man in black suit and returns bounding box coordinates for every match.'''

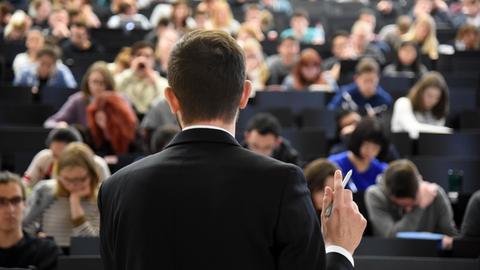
[98,30,366,270]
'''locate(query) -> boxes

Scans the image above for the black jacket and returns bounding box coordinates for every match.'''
[241,136,300,166]
[98,128,352,270]
[0,231,59,270]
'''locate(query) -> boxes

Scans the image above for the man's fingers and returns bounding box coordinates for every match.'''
[344,188,353,205]
[333,170,344,207]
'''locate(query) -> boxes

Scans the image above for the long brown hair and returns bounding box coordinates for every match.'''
[56,142,100,201]
[292,48,325,90]
[87,93,137,155]
[80,61,115,100]
[407,71,449,119]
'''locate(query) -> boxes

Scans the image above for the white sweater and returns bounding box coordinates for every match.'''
[391,97,452,139]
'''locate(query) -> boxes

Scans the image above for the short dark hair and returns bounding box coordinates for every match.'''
[246,113,281,137]
[0,171,26,199]
[167,30,246,124]
[355,57,379,75]
[70,21,88,31]
[45,127,83,147]
[131,41,154,57]
[37,46,59,61]
[347,117,388,158]
[384,159,420,199]
[304,159,338,192]
[280,35,298,44]
[292,9,309,20]
[331,30,349,46]
[150,125,180,153]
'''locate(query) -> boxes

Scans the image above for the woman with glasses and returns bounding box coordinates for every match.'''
[44,61,120,129]
[23,142,101,248]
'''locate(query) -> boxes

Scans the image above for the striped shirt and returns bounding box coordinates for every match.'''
[23,179,100,247]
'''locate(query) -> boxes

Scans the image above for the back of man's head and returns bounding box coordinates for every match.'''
[168,30,246,125]
[384,159,420,199]
[246,113,281,137]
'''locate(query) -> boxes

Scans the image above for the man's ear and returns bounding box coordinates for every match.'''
[164,86,180,114]
[239,80,252,109]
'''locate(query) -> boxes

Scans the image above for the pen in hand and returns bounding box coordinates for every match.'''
[324,170,352,218]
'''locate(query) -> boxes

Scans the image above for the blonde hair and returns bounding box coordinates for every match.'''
[55,142,100,201]
[4,10,30,38]
[241,38,269,88]
[210,1,234,29]
[402,14,439,60]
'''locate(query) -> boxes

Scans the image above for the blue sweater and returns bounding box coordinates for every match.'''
[327,82,392,112]
[328,151,387,192]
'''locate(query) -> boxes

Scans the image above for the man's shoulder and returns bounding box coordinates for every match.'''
[105,143,301,187]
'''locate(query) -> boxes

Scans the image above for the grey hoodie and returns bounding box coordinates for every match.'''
[364,176,458,238]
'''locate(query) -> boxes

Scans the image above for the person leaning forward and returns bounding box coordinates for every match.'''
[98,29,367,270]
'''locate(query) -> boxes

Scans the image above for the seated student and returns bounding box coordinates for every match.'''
[60,22,104,60]
[242,113,300,166]
[0,171,59,270]
[204,1,240,35]
[282,48,337,92]
[12,28,45,80]
[3,10,30,42]
[349,20,386,65]
[322,31,356,76]
[365,159,458,240]
[408,0,453,29]
[107,0,151,30]
[115,41,168,116]
[239,38,269,94]
[461,190,480,238]
[402,13,439,61]
[44,61,119,129]
[330,110,400,163]
[452,0,480,29]
[391,71,452,139]
[328,58,393,116]
[383,41,428,79]
[328,117,388,192]
[14,46,78,90]
[265,36,300,86]
[86,92,139,156]
[304,159,338,214]
[23,128,110,188]
[454,24,480,51]
[280,9,324,45]
[23,142,101,248]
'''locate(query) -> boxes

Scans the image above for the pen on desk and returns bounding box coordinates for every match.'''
[324,170,352,218]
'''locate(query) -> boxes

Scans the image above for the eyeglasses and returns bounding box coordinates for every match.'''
[58,174,89,185]
[0,196,24,208]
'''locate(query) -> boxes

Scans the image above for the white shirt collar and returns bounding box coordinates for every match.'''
[182,125,235,138]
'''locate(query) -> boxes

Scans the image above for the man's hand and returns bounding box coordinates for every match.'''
[321,170,367,255]
[416,181,438,209]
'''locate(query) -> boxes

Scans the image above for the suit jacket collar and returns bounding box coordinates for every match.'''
[166,128,241,148]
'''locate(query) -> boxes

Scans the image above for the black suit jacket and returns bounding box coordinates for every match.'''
[98,128,353,270]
